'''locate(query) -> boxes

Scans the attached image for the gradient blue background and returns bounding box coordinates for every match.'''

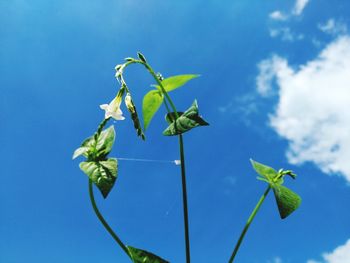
[1,1,350,262]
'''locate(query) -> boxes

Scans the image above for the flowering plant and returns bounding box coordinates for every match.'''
[73,53,301,263]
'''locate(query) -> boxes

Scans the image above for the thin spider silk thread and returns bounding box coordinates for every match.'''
[117,157,181,165]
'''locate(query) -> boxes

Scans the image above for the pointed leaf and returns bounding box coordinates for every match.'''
[137,52,147,63]
[283,170,297,179]
[127,246,169,263]
[142,90,164,130]
[79,158,118,198]
[273,185,301,219]
[165,112,184,124]
[73,146,90,160]
[72,134,97,159]
[155,74,199,92]
[163,100,209,136]
[250,159,278,181]
[95,125,116,157]
[256,177,269,183]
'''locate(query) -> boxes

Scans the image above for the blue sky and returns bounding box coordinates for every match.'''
[1,0,350,262]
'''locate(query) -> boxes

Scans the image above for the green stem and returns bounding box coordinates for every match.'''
[122,59,179,118]
[121,58,191,263]
[163,98,172,116]
[141,62,179,118]
[94,118,109,141]
[143,62,191,263]
[179,134,191,263]
[88,179,131,260]
[228,185,271,263]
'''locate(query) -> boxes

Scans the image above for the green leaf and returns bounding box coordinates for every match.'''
[142,90,164,130]
[137,52,147,63]
[157,74,199,92]
[282,170,297,179]
[73,146,90,160]
[250,159,278,181]
[127,246,169,263]
[163,100,209,136]
[165,112,184,124]
[72,126,115,160]
[79,158,118,198]
[273,185,301,219]
[72,135,96,159]
[95,125,116,157]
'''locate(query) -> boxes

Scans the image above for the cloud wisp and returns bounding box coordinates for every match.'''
[318,19,348,36]
[269,0,310,21]
[269,11,288,21]
[292,0,310,16]
[256,35,350,182]
[269,27,304,42]
[268,0,310,42]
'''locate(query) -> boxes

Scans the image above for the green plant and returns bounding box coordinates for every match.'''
[73,53,301,263]
[228,159,301,262]
[73,53,207,262]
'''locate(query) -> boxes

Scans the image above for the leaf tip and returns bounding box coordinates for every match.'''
[137,52,147,63]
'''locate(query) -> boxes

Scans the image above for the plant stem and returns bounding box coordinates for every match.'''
[88,179,131,260]
[141,62,179,118]
[163,98,172,116]
[179,134,191,263]
[143,62,191,263]
[228,185,271,263]
[123,59,179,118]
[122,59,191,262]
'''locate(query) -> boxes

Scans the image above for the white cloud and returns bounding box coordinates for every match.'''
[269,0,310,20]
[267,0,310,42]
[256,35,350,182]
[257,55,292,97]
[269,27,304,42]
[268,0,310,23]
[307,239,350,263]
[292,0,310,16]
[319,19,348,36]
[269,11,288,21]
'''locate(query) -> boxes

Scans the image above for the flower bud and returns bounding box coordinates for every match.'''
[115,64,124,80]
[125,93,135,113]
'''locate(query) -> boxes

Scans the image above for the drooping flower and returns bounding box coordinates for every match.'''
[100,95,125,121]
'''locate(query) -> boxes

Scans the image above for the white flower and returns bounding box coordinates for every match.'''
[100,95,125,120]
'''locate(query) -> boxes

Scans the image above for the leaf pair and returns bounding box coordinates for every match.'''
[163,100,209,136]
[142,74,199,130]
[73,126,118,198]
[250,159,301,219]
